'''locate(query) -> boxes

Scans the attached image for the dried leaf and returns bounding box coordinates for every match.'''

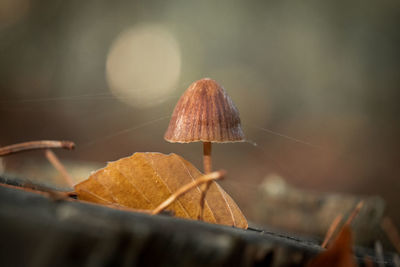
[308,225,357,267]
[74,152,248,228]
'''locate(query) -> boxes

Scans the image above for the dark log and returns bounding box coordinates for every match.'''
[0,179,396,266]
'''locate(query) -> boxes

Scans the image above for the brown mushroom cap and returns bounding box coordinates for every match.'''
[164,78,245,143]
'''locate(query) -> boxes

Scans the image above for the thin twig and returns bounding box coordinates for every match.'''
[321,214,343,248]
[0,140,75,156]
[344,200,364,226]
[381,217,400,254]
[152,170,226,215]
[45,149,74,188]
[0,181,72,200]
[198,182,211,220]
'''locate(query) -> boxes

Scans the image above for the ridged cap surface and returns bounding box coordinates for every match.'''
[164,78,245,143]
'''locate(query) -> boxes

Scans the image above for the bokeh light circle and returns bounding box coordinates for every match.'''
[106,24,181,108]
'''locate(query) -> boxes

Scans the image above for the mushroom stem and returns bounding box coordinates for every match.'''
[199,141,213,220]
[203,142,212,173]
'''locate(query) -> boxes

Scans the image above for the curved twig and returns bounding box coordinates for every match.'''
[152,170,226,215]
[0,140,75,156]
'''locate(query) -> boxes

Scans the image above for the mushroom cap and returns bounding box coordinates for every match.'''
[164,78,245,143]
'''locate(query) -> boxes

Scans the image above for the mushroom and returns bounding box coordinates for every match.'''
[164,78,245,173]
[165,78,245,219]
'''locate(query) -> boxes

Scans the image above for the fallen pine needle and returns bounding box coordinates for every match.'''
[152,170,226,215]
[45,149,74,188]
[322,214,343,248]
[0,140,75,156]
[321,200,364,248]
[344,201,364,226]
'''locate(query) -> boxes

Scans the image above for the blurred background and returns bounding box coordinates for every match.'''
[0,0,399,233]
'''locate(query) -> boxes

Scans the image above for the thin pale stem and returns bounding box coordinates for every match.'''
[0,140,75,156]
[45,149,75,188]
[152,170,225,215]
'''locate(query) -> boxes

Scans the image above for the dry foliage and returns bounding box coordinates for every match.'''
[75,152,248,228]
[309,225,357,267]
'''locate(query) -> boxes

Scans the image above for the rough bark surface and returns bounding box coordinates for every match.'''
[0,181,396,267]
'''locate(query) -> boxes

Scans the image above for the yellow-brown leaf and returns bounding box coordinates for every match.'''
[308,225,357,267]
[74,152,248,229]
